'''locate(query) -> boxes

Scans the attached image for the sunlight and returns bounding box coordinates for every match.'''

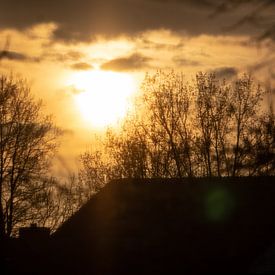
[68,69,136,128]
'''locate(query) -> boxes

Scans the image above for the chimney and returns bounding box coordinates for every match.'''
[19,223,50,241]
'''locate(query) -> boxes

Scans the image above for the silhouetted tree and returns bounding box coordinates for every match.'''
[137,71,194,178]
[230,75,263,176]
[80,70,271,189]
[105,120,149,179]
[195,73,218,176]
[79,150,110,195]
[0,75,58,238]
[28,175,86,232]
[244,102,275,175]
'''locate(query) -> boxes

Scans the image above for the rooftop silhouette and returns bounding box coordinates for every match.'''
[52,177,275,274]
[3,176,275,274]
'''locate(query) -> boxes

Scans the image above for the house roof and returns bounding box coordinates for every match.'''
[48,177,275,274]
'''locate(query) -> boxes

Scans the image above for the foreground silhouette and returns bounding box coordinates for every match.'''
[3,176,275,274]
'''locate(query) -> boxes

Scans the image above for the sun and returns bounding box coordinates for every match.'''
[68,69,136,128]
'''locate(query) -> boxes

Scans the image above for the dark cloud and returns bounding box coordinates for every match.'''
[0,50,39,62]
[140,39,184,51]
[0,50,28,61]
[101,53,151,71]
[173,57,201,67]
[43,50,84,62]
[152,0,217,9]
[1,0,273,42]
[212,67,238,79]
[209,0,275,41]
[249,57,275,73]
[64,51,84,61]
[70,62,93,71]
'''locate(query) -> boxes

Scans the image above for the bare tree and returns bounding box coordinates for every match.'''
[26,175,86,232]
[0,75,58,238]
[195,73,216,177]
[137,71,194,178]
[195,73,234,177]
[231,75,263,176]
[79,150,110,196]
[243,101,275,175]
[79,71,270,186]
[105,121,149,179]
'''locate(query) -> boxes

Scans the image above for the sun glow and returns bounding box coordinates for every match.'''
[68,70,136,128]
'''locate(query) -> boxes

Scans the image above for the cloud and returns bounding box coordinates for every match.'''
[212,67,238,79]
[173,56,201,67]
[70,62,93,70]
[0,50,28,61]
[139,39,184,51]
[43,50,84,62]
[101,53,151,71]
[152,0,217,9]
[0,50,39,62]
[1,0,273,42]
[249,57,275,73]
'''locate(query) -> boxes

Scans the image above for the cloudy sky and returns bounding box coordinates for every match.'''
[1,0,274,177]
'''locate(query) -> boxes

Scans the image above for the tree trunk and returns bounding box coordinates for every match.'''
[232,120,241,177]
[0,190,6,238]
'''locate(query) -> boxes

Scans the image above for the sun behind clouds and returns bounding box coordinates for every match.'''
[67,69,136,128]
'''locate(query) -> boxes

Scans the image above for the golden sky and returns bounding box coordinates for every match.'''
[1,0,274,179]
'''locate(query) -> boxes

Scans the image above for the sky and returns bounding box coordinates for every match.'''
[1,0,275,179]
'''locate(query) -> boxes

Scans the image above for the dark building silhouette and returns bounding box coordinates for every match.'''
[3,177,275,274]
